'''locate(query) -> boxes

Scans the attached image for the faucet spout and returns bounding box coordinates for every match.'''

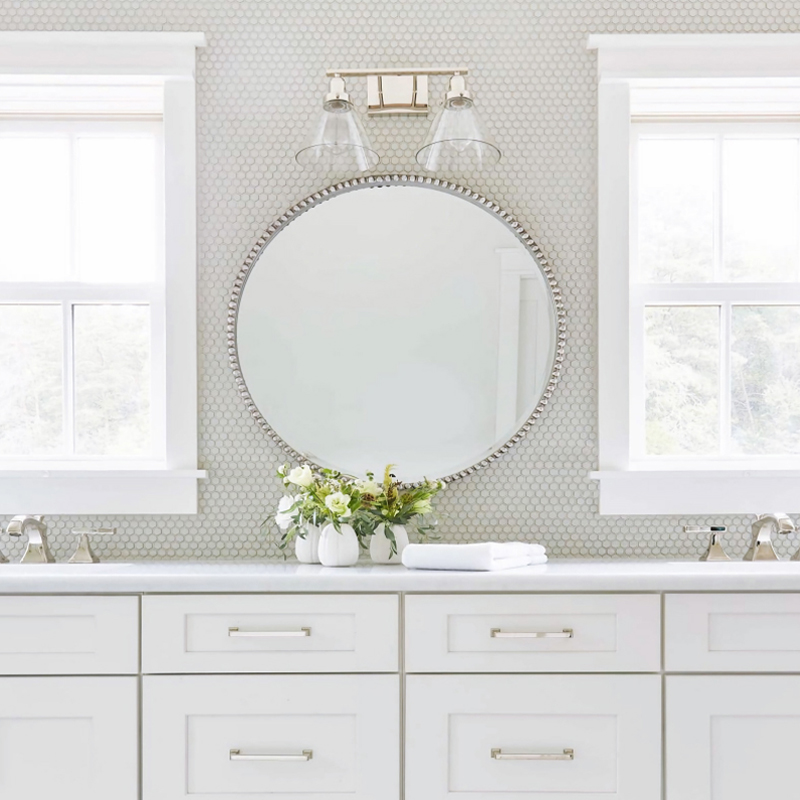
[744,513,795,561]
[6,515,53,564]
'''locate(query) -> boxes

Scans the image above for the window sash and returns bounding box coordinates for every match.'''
[630,120,800,464]
[0,117,164,286]
[0,297,165,463]
[631,294,800,463]
[631,120,800,285]
[0,116,166,463]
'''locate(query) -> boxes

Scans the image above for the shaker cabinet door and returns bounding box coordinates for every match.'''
[667,676,800,800]
[143,674,400,800]
[0,677,138,800]
[406,674,661,800]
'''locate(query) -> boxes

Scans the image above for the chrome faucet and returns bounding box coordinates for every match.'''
[743,513,795,561]
[6,515,54,563]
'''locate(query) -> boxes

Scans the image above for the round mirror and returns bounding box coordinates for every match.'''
[230,176,564,483]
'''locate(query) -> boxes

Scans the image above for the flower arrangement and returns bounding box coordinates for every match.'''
[268,463,444,563]
[269,463,366,555]
[354,465,444,556]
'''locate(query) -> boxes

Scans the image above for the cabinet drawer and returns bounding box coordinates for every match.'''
[666,593,800,671]
[142,594,398,673]
[143,674,399,800]
[405,594,661,672]
[0,595,139,674]
[406,674,661,800]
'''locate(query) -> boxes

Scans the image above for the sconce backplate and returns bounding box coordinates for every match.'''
[367,74,429,116]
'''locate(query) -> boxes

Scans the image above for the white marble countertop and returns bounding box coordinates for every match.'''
[1,559,800,593]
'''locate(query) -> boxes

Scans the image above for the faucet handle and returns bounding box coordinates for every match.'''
[758,512,795,534]
[685,526,730,562]
[68,528,115,564]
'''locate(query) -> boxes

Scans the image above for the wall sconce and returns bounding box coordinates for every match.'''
[295,67,501,173]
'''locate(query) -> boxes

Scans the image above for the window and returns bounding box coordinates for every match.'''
[0,118,163,462]
[633,123,800,462]
[589,33,800,513]
[0,33,205,514]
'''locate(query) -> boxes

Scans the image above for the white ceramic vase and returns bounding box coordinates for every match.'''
[318,522,360,567]
[369,523,409,565]
[294,523,321,564]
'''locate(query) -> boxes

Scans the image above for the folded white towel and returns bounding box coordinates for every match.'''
[402,542,547,572]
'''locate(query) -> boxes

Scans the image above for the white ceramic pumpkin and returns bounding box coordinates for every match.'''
[369,523,409,564]
[294,523,321,564]
[318,522,360,567]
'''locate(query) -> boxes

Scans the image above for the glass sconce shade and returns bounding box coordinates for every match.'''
[416,104,501,171]
[415,75,501,172]
[295,85,380,173]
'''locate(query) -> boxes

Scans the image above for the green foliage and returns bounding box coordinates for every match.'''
[362,464,444,527]
[265,462,445,557]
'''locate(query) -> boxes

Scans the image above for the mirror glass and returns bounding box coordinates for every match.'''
[235,182,559,483]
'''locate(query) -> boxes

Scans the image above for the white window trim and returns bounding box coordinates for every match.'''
[0,32,206,515]
[588,33,800,515]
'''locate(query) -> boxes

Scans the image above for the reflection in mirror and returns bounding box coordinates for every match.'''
[233,179,563,483]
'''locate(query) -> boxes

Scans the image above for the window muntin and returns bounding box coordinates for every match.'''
[0,117,164,462]
[632,122,800,461]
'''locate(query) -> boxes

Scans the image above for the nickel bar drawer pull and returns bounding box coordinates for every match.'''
[230,749,313,761]
[491,748,574,761]
[490,628,573,639]
[228,627,311,638]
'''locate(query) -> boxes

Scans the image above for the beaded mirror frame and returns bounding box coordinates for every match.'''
[228,174,566,484]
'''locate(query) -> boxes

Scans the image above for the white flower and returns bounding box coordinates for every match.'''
[357,480,382,498]
[275,494,298,531]
[287,464,314,488]
[412,498,433,515]
[325,491,352,518]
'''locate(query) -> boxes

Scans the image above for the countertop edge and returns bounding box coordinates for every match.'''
[1,560,800,593]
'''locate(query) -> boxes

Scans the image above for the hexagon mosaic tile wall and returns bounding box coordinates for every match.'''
[3,0,800,563]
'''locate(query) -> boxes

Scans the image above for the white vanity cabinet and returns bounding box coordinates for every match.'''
[141,593,401,800]
[5,566,800,800]
[405,594,662,799]
[0,596,140,800]
[664,593,800,800]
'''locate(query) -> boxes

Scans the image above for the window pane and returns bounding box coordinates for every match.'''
[74,304,151,456]
[637,138,715,283]
[723,139,799,282]
[0,305,63,454]
[76,137,158,283]
[0,138,70,281]
[732,306,800,454]
[645,306,719,455]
